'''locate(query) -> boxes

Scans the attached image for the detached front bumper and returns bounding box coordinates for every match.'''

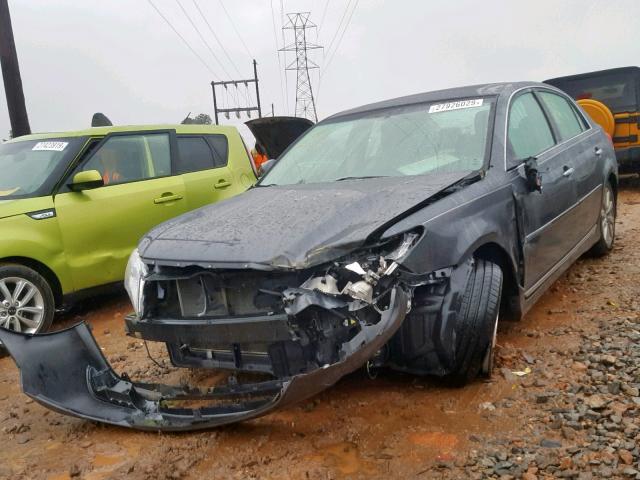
[0,288,408,432]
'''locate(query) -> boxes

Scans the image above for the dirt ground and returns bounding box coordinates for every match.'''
[1,186,640,480]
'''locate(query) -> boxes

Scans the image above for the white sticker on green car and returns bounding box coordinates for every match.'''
[32,141,69,152]
[429,99,483,113]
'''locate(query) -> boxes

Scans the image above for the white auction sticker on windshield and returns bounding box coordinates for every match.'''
[429,98,483,113]
[32,141,69,152]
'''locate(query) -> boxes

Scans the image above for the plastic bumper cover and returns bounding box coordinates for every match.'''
[0,287,409,431]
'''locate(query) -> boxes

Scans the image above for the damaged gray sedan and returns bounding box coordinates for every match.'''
[0,82,618,431]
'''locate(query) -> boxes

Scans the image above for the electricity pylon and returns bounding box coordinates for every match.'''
[280,12,322,122]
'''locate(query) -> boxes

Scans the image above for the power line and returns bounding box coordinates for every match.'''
[217,0,254,59]
[317,0,330,35]
[190,0,252,105]
[322,0,358,74]
[191,0,242,78]
[147,0,219,79]
[323,0,353,62]
[280,0,289,114]
[174,0,231,78]
[317,0,359,107]
[270,0,287,115]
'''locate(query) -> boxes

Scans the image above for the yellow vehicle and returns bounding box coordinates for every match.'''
[546,67,640,173]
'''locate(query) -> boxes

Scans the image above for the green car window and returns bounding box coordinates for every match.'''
[82,133,171,185]
[0,138,84,199]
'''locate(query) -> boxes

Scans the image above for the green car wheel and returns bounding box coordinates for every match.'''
[0,264,54,336]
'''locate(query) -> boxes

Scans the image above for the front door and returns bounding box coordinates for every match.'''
[54,131,187,290]
[508,91,579,292]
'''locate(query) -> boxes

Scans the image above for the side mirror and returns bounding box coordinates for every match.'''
[258,159,276,178]
[523,157,542,193]
[69,170,104,192]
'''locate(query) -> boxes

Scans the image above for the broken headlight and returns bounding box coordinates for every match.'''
[285,231,420,315]
[124,248,148,317]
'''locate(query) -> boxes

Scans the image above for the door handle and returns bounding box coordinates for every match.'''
[562,166,575,177]
[214,179,231,189]
[594,147,602,157]
[154,193,183,204]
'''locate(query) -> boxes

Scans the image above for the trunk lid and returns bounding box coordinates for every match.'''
[245,116,314,159]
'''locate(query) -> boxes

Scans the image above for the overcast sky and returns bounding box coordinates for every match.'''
[0,0,638,141]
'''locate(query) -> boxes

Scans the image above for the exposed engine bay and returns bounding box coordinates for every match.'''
[131,233,427,377]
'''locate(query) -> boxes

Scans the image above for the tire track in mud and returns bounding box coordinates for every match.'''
[1,186,639,480]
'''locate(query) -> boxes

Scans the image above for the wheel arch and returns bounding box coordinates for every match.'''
[0,257,63,307]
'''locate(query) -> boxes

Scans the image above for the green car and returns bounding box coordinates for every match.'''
[0,124,257,336]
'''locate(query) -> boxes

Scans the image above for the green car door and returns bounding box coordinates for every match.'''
[175,134,242,210]
[54,131,187,291]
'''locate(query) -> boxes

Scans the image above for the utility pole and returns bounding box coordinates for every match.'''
[0,0,30,137]
[280,12,322,122]
[211,59,262,125]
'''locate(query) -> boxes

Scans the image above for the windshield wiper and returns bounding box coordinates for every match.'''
[334,175,387,182]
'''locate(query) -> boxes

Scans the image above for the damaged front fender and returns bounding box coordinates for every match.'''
[0,287,409,431]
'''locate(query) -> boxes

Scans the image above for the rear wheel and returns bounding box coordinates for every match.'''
[446,259,502,385]
[590,181,616,256]
[0,264,54,336]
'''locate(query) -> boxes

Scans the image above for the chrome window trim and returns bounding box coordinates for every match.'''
[503,85,595,171]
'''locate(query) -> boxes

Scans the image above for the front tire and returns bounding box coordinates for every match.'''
[0,264,54,336]
[590,181,616,257]
[446,259,503,385]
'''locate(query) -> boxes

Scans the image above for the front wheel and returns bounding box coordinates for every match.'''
[589,181,616,257]
[0,264,55,335]
[445,259,503,385]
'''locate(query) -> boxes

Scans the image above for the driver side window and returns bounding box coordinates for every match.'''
[81,133,171,186]
[508,93,555,160]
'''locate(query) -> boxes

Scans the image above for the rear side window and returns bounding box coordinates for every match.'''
[176,135,228,173]
[207,135,228,167]
[508,93,555,160]
[176,137,214,174]
[537,91,586,141]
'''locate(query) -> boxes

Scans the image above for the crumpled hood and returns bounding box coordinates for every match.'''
[0,197,54,221]
[141,172,471,269]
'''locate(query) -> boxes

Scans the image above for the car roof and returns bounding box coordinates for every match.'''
[6,124,238,143]
[545,66,640,84]
[326,81,542,121]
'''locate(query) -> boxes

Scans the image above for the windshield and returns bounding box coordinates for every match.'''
[547,72,639,113]
[261,97,494,186]
[0,138,82,199]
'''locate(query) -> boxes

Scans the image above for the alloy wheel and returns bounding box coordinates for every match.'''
[601,186,615,247]
[0,276,45,334]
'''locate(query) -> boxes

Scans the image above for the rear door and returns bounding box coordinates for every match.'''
[536,90,602,241]
[508,91,579,292]
[54,131,187,290]
[175,134,239,210]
